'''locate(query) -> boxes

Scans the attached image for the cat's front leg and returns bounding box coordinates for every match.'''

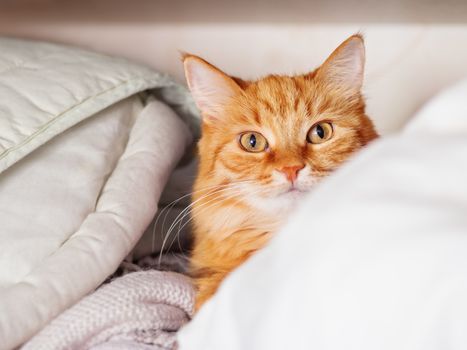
[190,230,272,311]
[193,268,229,311]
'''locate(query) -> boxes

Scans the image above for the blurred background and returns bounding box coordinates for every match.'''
[1,0,467,134]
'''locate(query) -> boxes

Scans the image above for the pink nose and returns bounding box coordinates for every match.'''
[278,165,305,182]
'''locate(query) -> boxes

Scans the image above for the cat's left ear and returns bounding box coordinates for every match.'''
[315,34,365,94]
[183,54,243,124]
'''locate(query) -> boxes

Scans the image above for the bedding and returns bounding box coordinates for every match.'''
[3,36,466,350]
[22,270,194,350]
[0,38,198,349]
[19,77,467,350]
[178,78,467,349]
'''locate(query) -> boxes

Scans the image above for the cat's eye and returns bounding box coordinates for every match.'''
[307,122,333,144]
[239,132,268,153]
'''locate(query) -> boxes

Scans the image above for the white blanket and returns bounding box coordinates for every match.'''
[0,38,196,349]
[178,78,467,349]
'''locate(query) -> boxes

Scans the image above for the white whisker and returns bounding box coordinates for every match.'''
[151,180,254,252]
[166,185,273,253]
[156,180,255,266]
[165,185,260,252]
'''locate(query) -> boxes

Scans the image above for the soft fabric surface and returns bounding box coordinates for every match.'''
[178,79,467,349]
[22,271,195,350]
[0,38,186,172]
[0,38,197,349]
[405,78,467,134]
[1,99,191,350]
[133,157,198,259]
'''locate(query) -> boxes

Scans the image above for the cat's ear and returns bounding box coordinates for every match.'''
[183,54,243,123]
[315,34,365,94]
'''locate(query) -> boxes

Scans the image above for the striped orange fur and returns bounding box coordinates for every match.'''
[183,34,378,310]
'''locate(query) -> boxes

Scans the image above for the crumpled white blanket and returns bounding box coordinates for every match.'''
[22,271,195,350]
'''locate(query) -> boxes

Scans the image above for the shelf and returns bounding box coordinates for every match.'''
[0,0,466,24]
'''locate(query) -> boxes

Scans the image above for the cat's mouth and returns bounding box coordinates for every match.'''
[285,187,302,193]
[279,185,308,196]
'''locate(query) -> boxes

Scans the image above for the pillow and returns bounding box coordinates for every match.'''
[405,78,467,134]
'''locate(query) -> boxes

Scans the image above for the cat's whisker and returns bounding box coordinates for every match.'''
[181,183,277,235]
[171,181,259,250]
[157,181,256,266]
[161,181,253,245]
[211,186,277,235]
[157,187,235,263]
[152,180,254,253]
[165,187,257,254]
[160,182,252,246]
[153,182,248,249]
[166,185,270,253]
[165,185,254,251]
[159,190,243,266]
[166,182,268,251]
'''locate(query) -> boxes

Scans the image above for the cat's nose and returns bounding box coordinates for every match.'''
[278,164,305,182]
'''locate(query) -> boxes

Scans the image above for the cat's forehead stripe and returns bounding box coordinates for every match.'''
[249,75,311,120]
[256,97,275,115]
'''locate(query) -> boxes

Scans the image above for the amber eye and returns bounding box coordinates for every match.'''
[307,122,333,144]
[239,132,268,152]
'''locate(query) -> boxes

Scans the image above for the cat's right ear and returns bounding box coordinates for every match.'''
[183,54,243,124]
[315,34,365,95]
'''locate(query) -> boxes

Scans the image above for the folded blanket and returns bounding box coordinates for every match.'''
[0,37,199,349]
[22,271,195,350]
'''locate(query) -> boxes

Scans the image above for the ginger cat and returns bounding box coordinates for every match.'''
[183,35,378,310]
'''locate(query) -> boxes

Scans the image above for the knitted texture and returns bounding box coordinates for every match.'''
[22,271,195,350]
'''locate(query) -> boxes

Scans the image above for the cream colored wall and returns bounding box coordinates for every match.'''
[1,19,467,134]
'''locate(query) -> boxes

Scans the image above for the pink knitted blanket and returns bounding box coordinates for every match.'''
[22,271,195,350]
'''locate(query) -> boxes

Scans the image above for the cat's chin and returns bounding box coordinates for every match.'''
[277,187,308,204]
[281,187,306,196]
[246,187,308,218]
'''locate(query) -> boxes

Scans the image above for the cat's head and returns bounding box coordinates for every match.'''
[183,35,378,216]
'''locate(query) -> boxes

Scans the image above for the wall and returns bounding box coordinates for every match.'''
[1,1,467,133]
